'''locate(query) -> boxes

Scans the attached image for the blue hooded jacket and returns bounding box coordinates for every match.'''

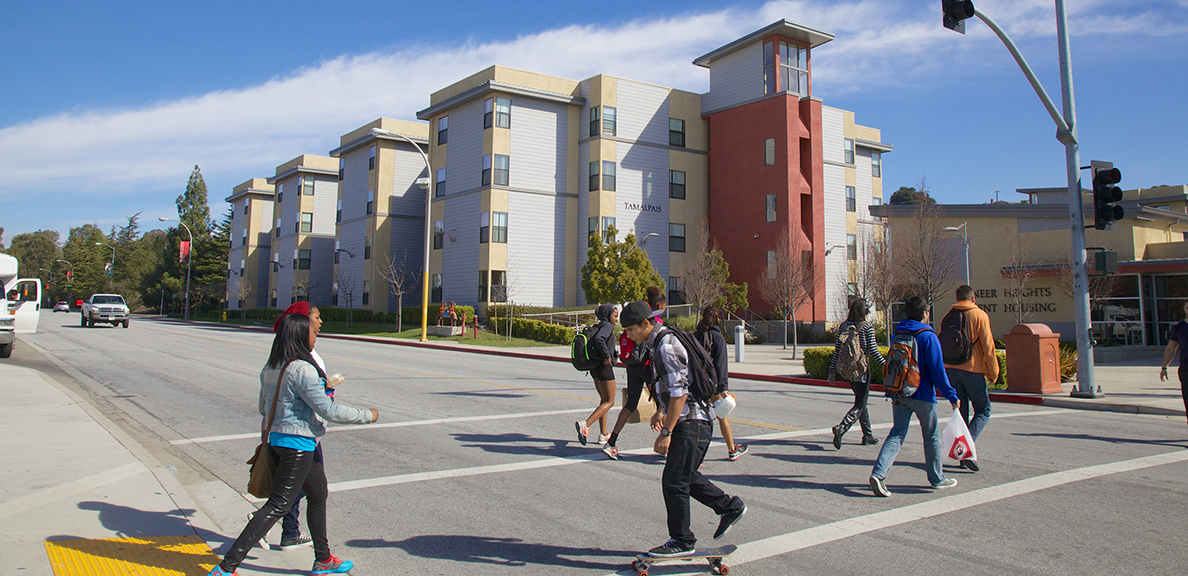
[892,319,959,404]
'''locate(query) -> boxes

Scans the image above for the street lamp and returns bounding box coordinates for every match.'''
[639,232,660,245]
[372,127,432,342]
[57,259,74,307]
[159,217,194,320]
[943,222,970,286]
[96,242,116,289]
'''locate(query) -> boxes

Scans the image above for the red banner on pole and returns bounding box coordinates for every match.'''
[179,241,191,263]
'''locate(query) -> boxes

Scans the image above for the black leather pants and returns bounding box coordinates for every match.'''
[219,445,329,571]
[837,380,873,437]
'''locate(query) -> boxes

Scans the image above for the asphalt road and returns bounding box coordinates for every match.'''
[16,310,1188,575]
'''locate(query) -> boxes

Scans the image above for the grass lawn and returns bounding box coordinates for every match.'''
[191,316,556,348]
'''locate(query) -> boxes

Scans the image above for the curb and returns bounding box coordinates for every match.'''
[155,317,1183,417]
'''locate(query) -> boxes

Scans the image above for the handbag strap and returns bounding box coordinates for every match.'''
[262,360,295,444]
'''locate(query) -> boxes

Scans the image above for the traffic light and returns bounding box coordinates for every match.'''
[65,270,73,287]
[1091,160,1123,230]
[943,0,975,34]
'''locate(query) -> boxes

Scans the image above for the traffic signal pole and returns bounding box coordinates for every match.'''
[948,1,1100,397]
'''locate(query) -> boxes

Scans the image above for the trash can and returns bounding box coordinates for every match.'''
[1004,323,1063,394]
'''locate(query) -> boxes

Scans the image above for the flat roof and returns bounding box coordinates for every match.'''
[693,20,833,68]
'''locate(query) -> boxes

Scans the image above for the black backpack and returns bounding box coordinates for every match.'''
[656,326,718,412]
[571,322,609,371]
[938,308,973,365]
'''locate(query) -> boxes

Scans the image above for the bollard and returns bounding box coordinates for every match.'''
[734,324,745,363]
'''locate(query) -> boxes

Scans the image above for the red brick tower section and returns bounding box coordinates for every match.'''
[703,37,827,323]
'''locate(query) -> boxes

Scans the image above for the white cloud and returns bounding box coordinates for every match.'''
[0,0,1180,211]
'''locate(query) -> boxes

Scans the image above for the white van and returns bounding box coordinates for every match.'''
[1,253,43,358]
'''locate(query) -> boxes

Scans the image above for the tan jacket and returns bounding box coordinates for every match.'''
[943,300,1000,383]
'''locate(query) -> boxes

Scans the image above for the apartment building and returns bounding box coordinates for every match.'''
[266,154,339,307]
[225,178,274,310]
[328,118,430,313]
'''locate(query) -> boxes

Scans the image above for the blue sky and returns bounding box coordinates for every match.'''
[1,0,1185,241]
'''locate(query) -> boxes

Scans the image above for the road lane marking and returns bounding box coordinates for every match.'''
[738,408,1072,443]
[0,462,144,520]
[172,407,593,445]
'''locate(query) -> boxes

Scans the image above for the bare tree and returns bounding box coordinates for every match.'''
[502,256,528,341]
[680,218,746,325]
[858,225,896,343]
[377,249,421,333]
[236,277,255,320]
[334,271,357,328]
[757,228,817,357]
[899,202,960,310]
[1002,230,1039,326]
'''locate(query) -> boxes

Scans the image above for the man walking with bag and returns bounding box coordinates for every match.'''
[939,285,998,472]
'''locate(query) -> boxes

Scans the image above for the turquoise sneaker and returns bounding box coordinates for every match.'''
[207,565,236,576]
[312,554,354,575]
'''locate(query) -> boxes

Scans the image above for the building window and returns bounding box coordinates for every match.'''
[490,270,507,303]
[766,251,776,278]
[437,116,448,145]
[669,118,686,148]
[431,273,442,303]
[765,138,776,166]
[603,106,616,136]
[763,40,775,94]
[368,145,376,170]
[362,280,370,306]
[242,230,247,247]
[847,233,857,261]
[668,276,686,306]
[589,106,600,137]
[334,241,340,263]
[492,211,507,243]
[669,170,685,199]
[844,138,854,164]
[669,223,686,252]
[847,282,858,296]
[301,212,313,233]
[364,235,372,260]
[336,199,342,223]
[766,194,777,222]
[298,249,311,270]
[276,182,283,204]
[779,41,809,95]
[872,153,881,178]
[484,98,494,129]
[338,157,345,181]
[495,97,511,129]
[271,289,277,308]
[589,161,599,191]
[433,220,444,249]
[302,175,314,195]
[292,248,298,270]
[588,217,599,244]
[275,217,281,238]
[602,216,616,243]
[846,186,856,212]
[478,270,489,301]
[602,160,616,191]
[244,201,249,215]
[494,154,509,186]
[482,154,492,186]
[366,190,374,215]
[479,212,489,244]
[436,167,446,197]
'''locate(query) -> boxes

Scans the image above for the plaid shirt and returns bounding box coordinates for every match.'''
[646,326,714,422]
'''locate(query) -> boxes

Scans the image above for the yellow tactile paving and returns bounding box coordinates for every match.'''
[44,535,219,576]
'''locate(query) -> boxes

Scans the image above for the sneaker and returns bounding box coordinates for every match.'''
[727,444,749,461]
[870,475,891,497]
[932,477,958,489]
[648,539,695,558]
[602,443,620,460]
[207,566,236,576]
[280,533,313,550]
[713,497,747,539]
[861,435,879,445]
[831,425,843,450]
[575,421,589,446]
[311,554,354,575]
[960,459,980,472]
[597,433,610,445]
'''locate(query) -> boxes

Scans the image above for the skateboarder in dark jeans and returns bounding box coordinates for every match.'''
[620,301,746,557]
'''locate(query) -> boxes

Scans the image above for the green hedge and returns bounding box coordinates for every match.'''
[804,346,1007,389]
[490,317,576,345]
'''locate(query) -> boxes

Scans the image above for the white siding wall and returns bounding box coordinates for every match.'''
[823,163,847,324]
[855,149,874,213]
[821,107,844,165]
[387,216,423,311]
[257,199,274,250]
[337,218,367,310]
[444,99,484,196]
[579,80,592,140]
[275,236,294,307]
[509,99,567,194]
[390,142,428,217]
[507,192,566,306]
[442,192,482,305]
[616,79,670,146]
[341,147,370,226]
[309,236,335,306]
[616,142,670,282]
[310,177,337,236]
[577,141,591,306]
[702,42,764,114]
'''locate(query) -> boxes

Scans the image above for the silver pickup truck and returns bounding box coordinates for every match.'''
[81,294,130,328]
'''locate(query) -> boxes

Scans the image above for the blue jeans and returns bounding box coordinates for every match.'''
[946,368,991,441]
[871,397,945,486]
[662,420,738,547]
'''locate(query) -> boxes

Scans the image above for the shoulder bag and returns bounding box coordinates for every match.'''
[247,360,293,498]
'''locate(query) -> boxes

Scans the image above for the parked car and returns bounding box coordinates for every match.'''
[53,301,70,312]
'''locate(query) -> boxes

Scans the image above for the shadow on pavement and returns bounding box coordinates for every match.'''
[434,390,533,399]
[1013,431,1188,449]
[452,432,582,457]
[345,534,633,570]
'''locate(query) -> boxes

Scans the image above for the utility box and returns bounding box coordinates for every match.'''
[1004,323,1063,394]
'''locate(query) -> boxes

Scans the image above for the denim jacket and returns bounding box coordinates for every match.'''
[259,360,372,438]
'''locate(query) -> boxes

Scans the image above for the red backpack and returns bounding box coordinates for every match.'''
[883,328,929,398]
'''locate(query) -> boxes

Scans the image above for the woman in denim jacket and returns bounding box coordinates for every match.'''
[208,313,377,576]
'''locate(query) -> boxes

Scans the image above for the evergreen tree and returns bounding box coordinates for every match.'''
[581,226,664,305]
[177,165,212,236]
[61,225,109,300]
[0,226,6,250]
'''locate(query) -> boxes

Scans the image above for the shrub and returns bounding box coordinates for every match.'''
[992,350,1008,390]
[490,317,576,345]
[407,304,476,325]
[803,346,891,385]
[669,315,697,332]
[1058,342,1078,382]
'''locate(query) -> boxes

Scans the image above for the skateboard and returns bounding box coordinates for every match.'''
[632,544,737,575]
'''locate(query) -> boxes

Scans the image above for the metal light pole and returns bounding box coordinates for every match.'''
[56,259,73,305]
[372,127,433,342]
[38,268,53,304]
[159,217,194,320]
[96,242,116,289]
[946,1,1099,397]
[943,222,970,285]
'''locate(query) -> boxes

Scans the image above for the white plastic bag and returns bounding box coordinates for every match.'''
[941,413,977,462]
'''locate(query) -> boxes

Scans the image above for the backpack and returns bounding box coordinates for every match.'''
[571,322,609,371]
[656,326,718,412]
[835,322,869,382]
[938,308,973,365]
[883,328,928,398]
